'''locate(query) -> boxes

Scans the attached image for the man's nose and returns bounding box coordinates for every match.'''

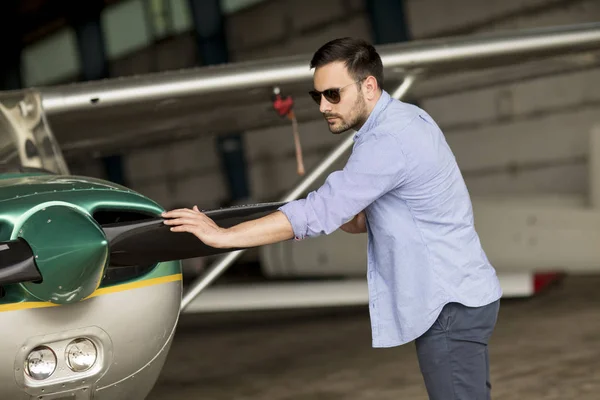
[319,96,332,113]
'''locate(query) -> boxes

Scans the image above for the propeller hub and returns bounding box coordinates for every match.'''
[14,204,108,304]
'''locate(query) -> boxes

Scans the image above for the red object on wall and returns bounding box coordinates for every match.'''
[533,272,565,293]
[273,94,294,117]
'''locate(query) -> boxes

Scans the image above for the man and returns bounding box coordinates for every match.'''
[163,37,502,399]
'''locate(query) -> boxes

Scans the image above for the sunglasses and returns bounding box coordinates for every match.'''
[308,79,363,105]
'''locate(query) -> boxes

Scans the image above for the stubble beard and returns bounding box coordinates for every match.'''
[326,95,368,134]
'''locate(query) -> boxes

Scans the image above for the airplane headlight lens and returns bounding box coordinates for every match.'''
[66,338,97,372]
[26,346,57,380]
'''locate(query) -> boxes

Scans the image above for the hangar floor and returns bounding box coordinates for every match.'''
[148,274,600,399]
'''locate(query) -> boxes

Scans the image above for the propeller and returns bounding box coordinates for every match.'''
[0,238,42,285]
[105,201,287,266]
[0,201,287,288]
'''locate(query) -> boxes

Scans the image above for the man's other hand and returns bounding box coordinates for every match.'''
[340,211,367,234]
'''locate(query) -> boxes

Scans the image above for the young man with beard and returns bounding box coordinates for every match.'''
[162,37,503,399]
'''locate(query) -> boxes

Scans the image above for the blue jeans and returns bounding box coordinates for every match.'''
[415,300,500,400]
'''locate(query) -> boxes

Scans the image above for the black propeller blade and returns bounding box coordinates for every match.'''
[0,202,286,286]
[0,238,43,285]
[104,202,287,266]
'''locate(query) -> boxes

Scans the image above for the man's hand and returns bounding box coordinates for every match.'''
[340,211,367,234]
[162,207,295,249]
[162,206,230,248]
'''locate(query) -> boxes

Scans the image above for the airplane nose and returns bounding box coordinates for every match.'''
[15,204,108,304]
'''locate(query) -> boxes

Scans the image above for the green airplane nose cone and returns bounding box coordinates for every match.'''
[14,204,108,304]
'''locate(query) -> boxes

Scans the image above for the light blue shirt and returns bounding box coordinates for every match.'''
[279,90,502,348]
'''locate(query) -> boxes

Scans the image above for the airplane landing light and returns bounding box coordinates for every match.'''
[25,346,56,380]
[66,338,97,373]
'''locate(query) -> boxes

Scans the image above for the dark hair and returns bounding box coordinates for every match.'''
[310,37,384,89]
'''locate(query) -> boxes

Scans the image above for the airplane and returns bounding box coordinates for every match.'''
[0,21,599,399]
[0,90,285,399]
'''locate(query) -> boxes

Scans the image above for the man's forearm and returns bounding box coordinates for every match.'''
[221,211,295,248]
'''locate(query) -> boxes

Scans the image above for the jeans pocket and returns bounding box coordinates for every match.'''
[436,302,457,332]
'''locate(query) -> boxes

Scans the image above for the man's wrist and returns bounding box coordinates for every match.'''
[216,227,235,249]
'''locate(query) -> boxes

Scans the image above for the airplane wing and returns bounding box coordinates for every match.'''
[29,22,600,157]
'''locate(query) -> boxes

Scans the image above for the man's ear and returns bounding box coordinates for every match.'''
[363,76,378,100]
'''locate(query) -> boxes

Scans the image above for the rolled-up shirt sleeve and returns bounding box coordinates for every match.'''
[278,131,408,240]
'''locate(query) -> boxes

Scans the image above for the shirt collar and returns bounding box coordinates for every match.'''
[354,89,392,140]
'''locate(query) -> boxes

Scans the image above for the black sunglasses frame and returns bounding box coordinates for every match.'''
[308,79,364,105]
